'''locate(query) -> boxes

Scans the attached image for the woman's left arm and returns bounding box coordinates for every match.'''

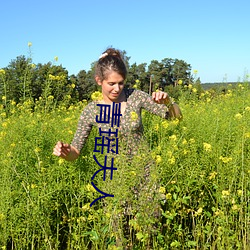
[152,91,182,120]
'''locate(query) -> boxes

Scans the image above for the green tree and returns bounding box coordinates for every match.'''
[32,62,69,103]
[148,58,193,91]
[147,60,162,93]
[76,68,98,101]
[127,63,149,91]
[4,55,33,102]
[68,74,79,102]
[171,59,192,86]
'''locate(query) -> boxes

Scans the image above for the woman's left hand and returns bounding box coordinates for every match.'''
[152,91,171,104]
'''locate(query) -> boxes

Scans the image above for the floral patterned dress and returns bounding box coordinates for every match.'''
[71,88,169,154]
[72,88,171,227]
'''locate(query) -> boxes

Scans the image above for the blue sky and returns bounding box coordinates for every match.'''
[1,0,249,83]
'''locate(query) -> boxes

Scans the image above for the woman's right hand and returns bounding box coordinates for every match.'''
[53,141,71,158]
[53,141,80,161]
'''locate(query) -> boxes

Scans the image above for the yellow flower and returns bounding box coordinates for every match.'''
[28,42,32,47]
[203,142,212,152]
[195,207,203,216]
[192,88,197,93]
[232,204,239,211]
[165,193,172,199]
[91,91,103,101]
[237,189,243,196]
[130,171,136,176]
[168,156,175,165]
[135,79,140,83]
[2,122,8,128]
[87,214,94,221]
[0,69,6,75]
[159,186,166,194]
[188,84,193,89]
[182,139,187,145]
[219,156,232,164]
[105,212,111,218]
[245,106,250,112]
[214,209,223,216]
[178,79,183,85]
[10,100,16,106]
[2,96,6,100]
[208,171,217,180]
[193,69,198,74]
[130,111,138,121]
[48,74,55,80]
[162,120,168,128]
[48,95,54,100]
[86,183,96,192]
[54,56,58,61]
[133,84,138,89]
[0,213,5,221]
[225,91,233,97]
[58,158,64,165]
[71,83,76,89]
[169,134,177,141]
[189,138,195,144]
[34,147,41,153]
[171,119,179,126]
[222,190,230,197]
[234,113,242,120]
[155,155,162,164]
[245,132,250,138]
[166,151,173,157]
[154,123,159,131]
[77,216,86,223]
[81,203,90,211]
[7,152,12,157]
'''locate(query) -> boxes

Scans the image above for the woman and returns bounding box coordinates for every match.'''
[53,48,182,246]
[53,48,182,160]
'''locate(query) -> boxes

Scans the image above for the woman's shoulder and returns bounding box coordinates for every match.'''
[82,100,95,109]
[125,88,150,100]
[79,101,97,116]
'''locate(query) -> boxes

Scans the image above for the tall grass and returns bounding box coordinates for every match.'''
[0,83,249,249]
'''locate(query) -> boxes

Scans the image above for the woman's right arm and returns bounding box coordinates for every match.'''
[53,102,94,161]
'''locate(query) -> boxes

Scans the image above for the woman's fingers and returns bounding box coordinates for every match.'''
[53,141,70,157]
[152,91,170,104]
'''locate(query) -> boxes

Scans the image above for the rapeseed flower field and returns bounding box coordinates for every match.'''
[0,82,249,249]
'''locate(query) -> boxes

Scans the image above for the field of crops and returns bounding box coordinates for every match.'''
[0,83,249,249]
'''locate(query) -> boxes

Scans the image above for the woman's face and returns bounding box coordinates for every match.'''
[96,71,125,103]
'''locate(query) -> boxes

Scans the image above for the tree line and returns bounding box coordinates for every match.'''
[0,51,200,106]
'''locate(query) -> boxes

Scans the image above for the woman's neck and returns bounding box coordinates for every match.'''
[102,89,126,104]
